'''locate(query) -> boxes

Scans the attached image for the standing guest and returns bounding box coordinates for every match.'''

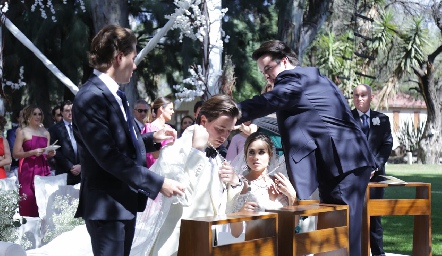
[237,40,376,256]
[141,97,175,167]
[51,105,63,125]
[132,99,150,134]
[352,84,393,256]
[0,115,12,179]
[49,100,81,185]
[226,120,252,162]
[13,106,56,216]
[6,111,22,175]
[72,25,184,256]
[178,115,194,137]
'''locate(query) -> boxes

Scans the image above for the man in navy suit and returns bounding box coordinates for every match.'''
[237,40,377,256]
[49,100,81,185]
[352,84,393,256]
[72,25,184,256]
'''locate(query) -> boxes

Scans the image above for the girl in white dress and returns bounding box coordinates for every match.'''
[228,132,298,237]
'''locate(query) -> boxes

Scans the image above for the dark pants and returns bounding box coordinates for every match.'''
[318,166,371,256]
[370,174,386,256]
[86,218,136,256]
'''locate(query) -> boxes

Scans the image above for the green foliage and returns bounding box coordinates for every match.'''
[396,119,425,152]
[383,165,442,255]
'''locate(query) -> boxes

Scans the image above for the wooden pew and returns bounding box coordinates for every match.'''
[362,182,432,256]
[178,212,278,256]
[267,203,349,255]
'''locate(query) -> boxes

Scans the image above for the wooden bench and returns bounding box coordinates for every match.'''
[178,212,278,256]
[267,203,349,255]
[362,182,432,256]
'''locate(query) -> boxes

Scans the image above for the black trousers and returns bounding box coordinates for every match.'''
[318,166,371,256]
[86,218,136,256]
[369,173,386,255]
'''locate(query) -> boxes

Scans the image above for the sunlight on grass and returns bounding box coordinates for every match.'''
[383,164,442,256]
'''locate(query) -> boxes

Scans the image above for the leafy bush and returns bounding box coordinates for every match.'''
[396,120,425,152]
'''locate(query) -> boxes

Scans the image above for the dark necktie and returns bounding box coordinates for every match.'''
[361,114,369,137]
[117,90,141,160]
[68,123,78,160]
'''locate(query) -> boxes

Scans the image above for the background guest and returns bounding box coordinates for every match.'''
[178,115,194,137]
[6,110,22,176]
[226,120,252,162]
[132,99,150,134]
[49,100,81,185]
[352,84,393,256]
[0,115,12,179]
[141,97,175,167]
[193,100,204,121]
[13,106,55,217]
[51,105,62,125]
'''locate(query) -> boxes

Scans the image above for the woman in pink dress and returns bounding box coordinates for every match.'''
[13,106,56,217]
[141,97,175,167]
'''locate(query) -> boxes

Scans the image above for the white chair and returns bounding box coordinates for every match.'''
[0,241,26,256]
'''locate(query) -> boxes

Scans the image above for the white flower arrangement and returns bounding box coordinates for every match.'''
[43,194,84,243]
[372,117,381,126]
[0,186,26,243]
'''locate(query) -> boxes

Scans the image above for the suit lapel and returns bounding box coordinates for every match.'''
[91,75,132,143]
[58,122,75,159]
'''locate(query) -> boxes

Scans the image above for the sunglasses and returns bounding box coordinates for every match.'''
[135,109,148,113]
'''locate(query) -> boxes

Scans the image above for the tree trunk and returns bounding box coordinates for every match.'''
[417,62,442,164]
[277,0,332,63]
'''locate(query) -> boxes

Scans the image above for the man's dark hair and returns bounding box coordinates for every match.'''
[252,40,300,66]
[193,100,204,114]
[61,100,73,112]
[52,105,62,117]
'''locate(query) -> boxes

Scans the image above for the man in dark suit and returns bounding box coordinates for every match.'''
[132,99,150,133]
[237,40,377,256]
[72,25,184,256]
[352,84,393,256]
[49,100,81,185]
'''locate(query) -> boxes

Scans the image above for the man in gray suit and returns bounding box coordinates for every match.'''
[352,84,393,256]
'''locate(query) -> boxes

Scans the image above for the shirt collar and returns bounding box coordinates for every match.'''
[356,109,370,118]
[62,119,71,126]
[93,69,119,95]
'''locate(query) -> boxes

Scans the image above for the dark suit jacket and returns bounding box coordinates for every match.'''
[6,126,18,168]
[48,121,81,185]
[238,67,377,199]
[351,109,393,179]
[72,74,164,221]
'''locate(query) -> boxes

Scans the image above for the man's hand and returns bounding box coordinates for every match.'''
[160,178,185,197]
[70,164,81,176]
[233,123,258,136]
[192,125,209,151]
[153,127,177,145]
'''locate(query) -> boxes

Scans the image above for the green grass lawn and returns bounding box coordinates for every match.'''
[382,164,442,255]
